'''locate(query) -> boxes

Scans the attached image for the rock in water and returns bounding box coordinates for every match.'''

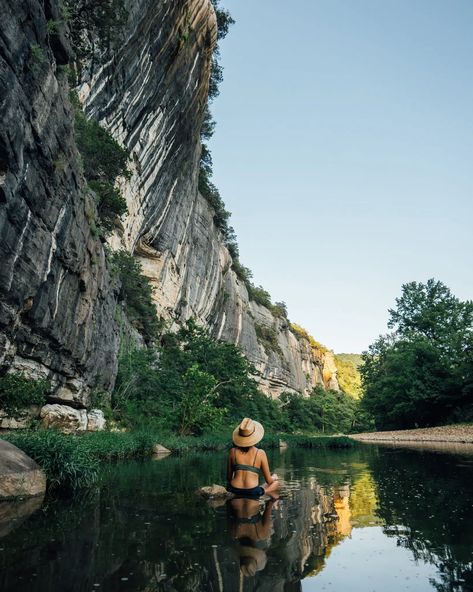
[87,409,106,432]
[0,440,46,500]
[152,444,171,456]
[198,485,234,499]
[40,404,87,433]
[0,496,44,538]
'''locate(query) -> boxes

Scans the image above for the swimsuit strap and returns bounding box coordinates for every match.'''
[232,447,262,475]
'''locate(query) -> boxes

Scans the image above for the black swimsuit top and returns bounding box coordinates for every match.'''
[232,447,262,476]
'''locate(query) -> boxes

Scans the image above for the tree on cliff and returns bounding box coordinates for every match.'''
[361,279,473,429]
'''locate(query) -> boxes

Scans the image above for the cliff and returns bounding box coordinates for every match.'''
[82,0,339,397]
[0,0,119,408]
[0,0,338,410]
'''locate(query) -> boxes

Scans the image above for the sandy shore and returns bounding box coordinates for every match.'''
[351,424,473,443]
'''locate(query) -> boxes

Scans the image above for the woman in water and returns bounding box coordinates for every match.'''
[226,417,280,498]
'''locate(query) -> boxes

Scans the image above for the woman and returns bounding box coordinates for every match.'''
[227,417,279,498]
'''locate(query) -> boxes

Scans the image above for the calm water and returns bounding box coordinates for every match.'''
[1,444,473,592]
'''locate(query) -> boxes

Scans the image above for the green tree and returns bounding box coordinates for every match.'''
[361,279,473,429]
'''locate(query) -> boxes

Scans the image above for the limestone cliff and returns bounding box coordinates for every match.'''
[0,0,338,407]
[0,0,119,407]
[82,0,339,397]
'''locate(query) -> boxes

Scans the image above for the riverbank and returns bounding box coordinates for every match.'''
[350,424,473,443]
[1,430,355,495]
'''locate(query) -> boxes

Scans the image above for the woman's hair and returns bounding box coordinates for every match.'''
[237,445,251,452]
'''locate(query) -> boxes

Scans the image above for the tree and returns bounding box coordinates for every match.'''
[361,279,473,429]
[388,279,473,360]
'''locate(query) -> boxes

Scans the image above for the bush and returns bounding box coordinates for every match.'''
[247,285,272,308]
[255,324,282,357]
[88,181,127,232]
[62,0,128,66]
[290,323,328,352]
[71,91,130,235]
[108,250,162,343]
[0,374,49,415]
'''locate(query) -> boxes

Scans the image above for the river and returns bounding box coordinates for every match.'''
[1,444,472,591]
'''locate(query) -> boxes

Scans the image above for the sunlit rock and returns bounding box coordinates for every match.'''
[40,404,87,433]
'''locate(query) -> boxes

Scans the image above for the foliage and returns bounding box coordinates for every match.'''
[290,323,328,353]
[4,430,99,494]
[255,324,282,357]
[247,285,272,308]
[108,250,162,343]
[280,386,371,434]
[71,91,130,235]
[0,374,49,415]
[361,279,473,429]
[112,319,289,434]
[61,0,128,67]
[88,181,127,232]
[335,354,363,399]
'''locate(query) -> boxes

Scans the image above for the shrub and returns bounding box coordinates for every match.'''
[108,250,162,343]
[88,181,127,232]
[71,91,130,235]
[62,0,128,66]
[290,323,328,353]
[255,324,282,357]
[0,374,49,415]
[247,285,272,308]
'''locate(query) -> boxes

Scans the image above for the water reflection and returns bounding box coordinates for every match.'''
[0,446,472,591]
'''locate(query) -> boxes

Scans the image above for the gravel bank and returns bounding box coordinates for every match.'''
[351,424,473,443]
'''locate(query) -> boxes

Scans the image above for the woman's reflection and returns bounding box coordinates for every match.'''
[229,497,275,578]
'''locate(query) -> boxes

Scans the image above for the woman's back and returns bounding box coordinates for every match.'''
[230,446,263,488]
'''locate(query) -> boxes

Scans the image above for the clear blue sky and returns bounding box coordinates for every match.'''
[209,0,473,353]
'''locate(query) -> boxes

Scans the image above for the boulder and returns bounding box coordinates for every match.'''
[87,409,106,431]
[40,404,87,433]
[198,484,234,499]
[0,440,46,500]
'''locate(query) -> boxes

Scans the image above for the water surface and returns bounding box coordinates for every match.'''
[1,444,472,591]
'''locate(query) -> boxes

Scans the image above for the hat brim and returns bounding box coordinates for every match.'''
[232,420,264,447]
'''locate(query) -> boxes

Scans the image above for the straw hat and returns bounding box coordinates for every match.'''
[232,417,264,447]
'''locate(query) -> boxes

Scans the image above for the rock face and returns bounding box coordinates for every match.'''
[0,0,338,408]
[0,0,119,406]
[83,0,339,397]
[0,439,46,499]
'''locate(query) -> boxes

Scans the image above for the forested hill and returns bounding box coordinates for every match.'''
[334,354,363,399]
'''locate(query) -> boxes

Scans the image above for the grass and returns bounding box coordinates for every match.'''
[2,430,355,495]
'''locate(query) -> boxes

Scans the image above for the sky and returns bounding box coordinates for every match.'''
[208,0,473,354]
